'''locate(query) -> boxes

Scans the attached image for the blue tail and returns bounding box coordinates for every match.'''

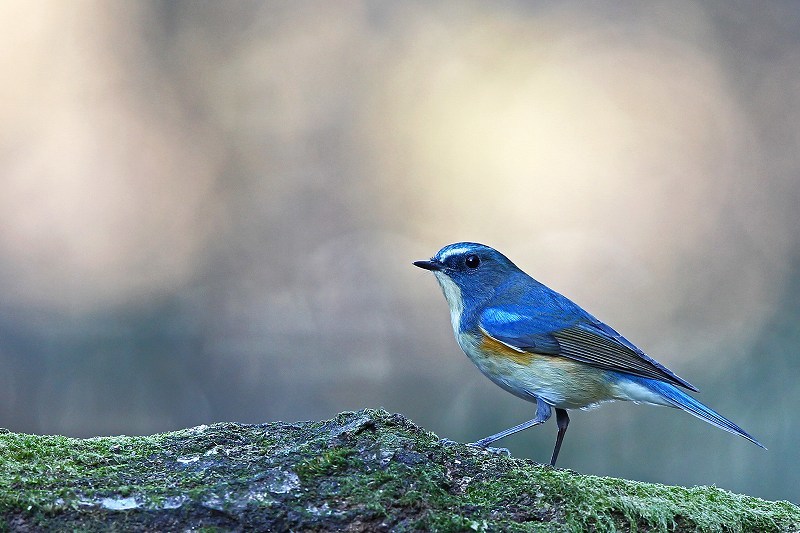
[639,378,766,449]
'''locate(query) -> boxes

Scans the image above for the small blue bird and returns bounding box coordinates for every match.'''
[414,242,764,466]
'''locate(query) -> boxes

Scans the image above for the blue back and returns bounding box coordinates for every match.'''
[429,242,698,391]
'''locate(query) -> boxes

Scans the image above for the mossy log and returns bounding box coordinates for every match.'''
[0,409,797,531]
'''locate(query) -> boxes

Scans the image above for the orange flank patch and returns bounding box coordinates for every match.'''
[479,332,533,366]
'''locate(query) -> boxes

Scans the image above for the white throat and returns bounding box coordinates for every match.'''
[434,272,464,335]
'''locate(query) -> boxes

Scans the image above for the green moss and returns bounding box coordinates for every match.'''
[295,447,362,481]
[0,409,797,531]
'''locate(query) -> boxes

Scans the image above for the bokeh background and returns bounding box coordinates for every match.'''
[1,0,798,504]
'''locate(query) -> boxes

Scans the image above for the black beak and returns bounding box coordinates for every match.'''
[413,259,442,271]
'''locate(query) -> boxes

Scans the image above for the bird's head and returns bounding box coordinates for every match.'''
[414,242,521,312]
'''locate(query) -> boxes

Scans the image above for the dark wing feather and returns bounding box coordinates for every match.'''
[552,323,698,391]
[480,307,698,391]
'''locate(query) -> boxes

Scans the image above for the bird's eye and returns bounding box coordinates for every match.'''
[465,255,480,269]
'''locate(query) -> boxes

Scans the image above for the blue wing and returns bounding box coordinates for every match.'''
[479,305,698,392]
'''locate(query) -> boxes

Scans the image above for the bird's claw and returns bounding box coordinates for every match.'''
[438,438,510,456]
[466,442,511,456]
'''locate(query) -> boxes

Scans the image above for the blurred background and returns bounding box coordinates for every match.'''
[1,0,798,504]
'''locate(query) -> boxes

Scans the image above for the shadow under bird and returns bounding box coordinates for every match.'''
[413,242,765,466]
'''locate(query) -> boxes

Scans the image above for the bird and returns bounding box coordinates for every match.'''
[413,242,764,466]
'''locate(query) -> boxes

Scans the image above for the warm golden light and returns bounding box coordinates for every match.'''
[0,0,797,502]
[359,6,792,358]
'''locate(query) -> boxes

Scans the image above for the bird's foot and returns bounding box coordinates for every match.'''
[466,442,511,456]
[439,438,510,456]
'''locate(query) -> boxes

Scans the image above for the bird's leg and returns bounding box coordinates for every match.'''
[470,398,552,452]
[549,408,570,466]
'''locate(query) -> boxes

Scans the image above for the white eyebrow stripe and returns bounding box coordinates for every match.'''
[437,247,473,261]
